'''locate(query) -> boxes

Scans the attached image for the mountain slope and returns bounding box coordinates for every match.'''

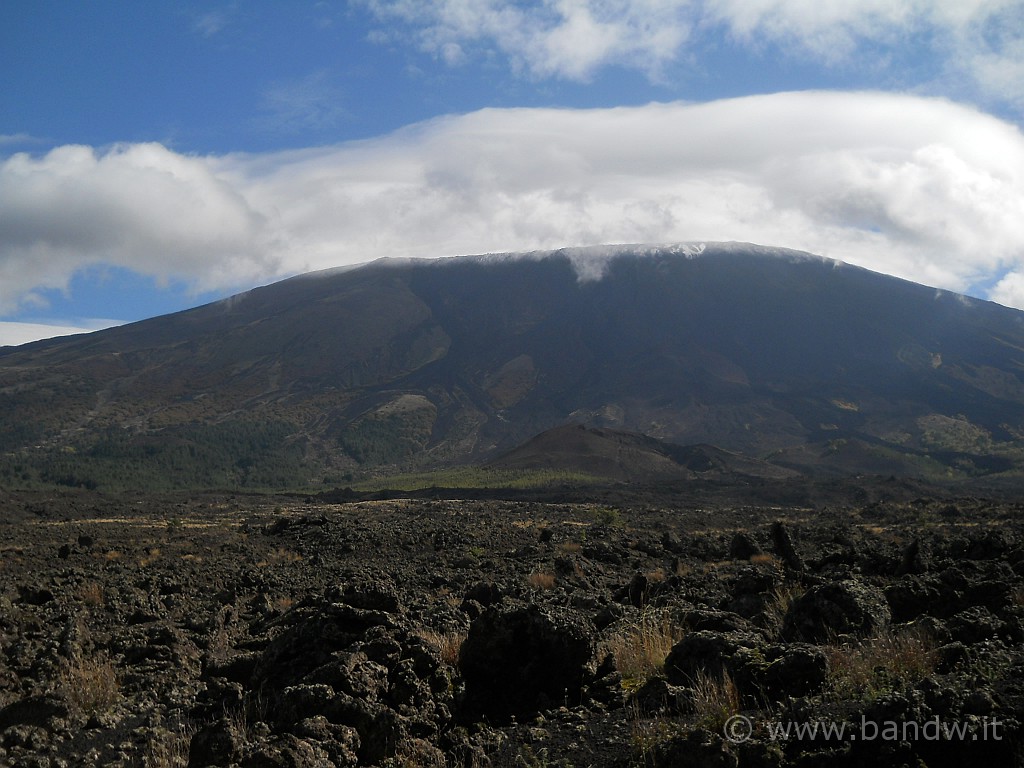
[487,423,799,483]
[4,242,1024,489]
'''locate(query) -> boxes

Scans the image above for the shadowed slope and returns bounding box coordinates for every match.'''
[3,243,1024,489]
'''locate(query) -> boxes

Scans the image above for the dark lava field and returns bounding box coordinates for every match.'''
[2,485,1024,767]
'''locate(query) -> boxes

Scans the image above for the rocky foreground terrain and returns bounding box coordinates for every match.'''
[2,486,1023,767]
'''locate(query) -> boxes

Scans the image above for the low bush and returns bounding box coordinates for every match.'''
[59,651,119,715]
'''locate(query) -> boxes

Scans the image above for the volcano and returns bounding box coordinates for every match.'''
[3,242,1024,489]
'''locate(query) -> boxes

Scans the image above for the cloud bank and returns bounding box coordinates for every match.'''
[360,0,1024,110]
[0,142,280,314]
[3,91,1024,318]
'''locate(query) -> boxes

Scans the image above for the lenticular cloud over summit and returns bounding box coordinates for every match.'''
[3,91,1024,313]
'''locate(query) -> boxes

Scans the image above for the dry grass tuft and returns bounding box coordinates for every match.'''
[826,625,937,701]
[760,583,804,640]
[698,560,732,573]
[272,595,295,613]
[673,560,692,577]
[417,628,468,667]
[604,610,684,688]
[77,580,105,607]
[216,692,267,761]
[395,739,448,767]
[527,570,557,590]
[691,669,741,732]
[59,651,120,715]
[138,547,162,567]
[1011,586,1024,608]
[223,705,257,753]
[630,713,681,763]
[750,552,781,568]
[256,547,304,567]
[645,567,667,583]
[141,722,194,768]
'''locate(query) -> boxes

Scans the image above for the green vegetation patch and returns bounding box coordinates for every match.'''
[350,466,604,491]
[340,395,436,465]
[0,419,314,491]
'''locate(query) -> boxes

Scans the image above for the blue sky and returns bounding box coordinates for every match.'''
[2,0,1024,345]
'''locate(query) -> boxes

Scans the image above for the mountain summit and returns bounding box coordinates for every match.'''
[3,242,1024,489]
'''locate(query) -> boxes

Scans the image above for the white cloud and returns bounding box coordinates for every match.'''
[222,92,1024,301]
[358,0,1024,109]
[360,0,693,81]
[3,92,1024,314]
[990,271,1024,309]
[193,6,236,37]
[0,142,279,314]
[257,70,349,135]
[0,134,38,146]
[0,319,123,348]
[970,37,1024,107]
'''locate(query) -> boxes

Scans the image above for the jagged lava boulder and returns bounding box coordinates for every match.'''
[458,604,598,722]
[782,579,890,642]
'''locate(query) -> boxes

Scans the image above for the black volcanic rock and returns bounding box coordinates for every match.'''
[782,580,891,642]
[1,490,1024,766]
[4,242,1024,488]
[458,604,598,722]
